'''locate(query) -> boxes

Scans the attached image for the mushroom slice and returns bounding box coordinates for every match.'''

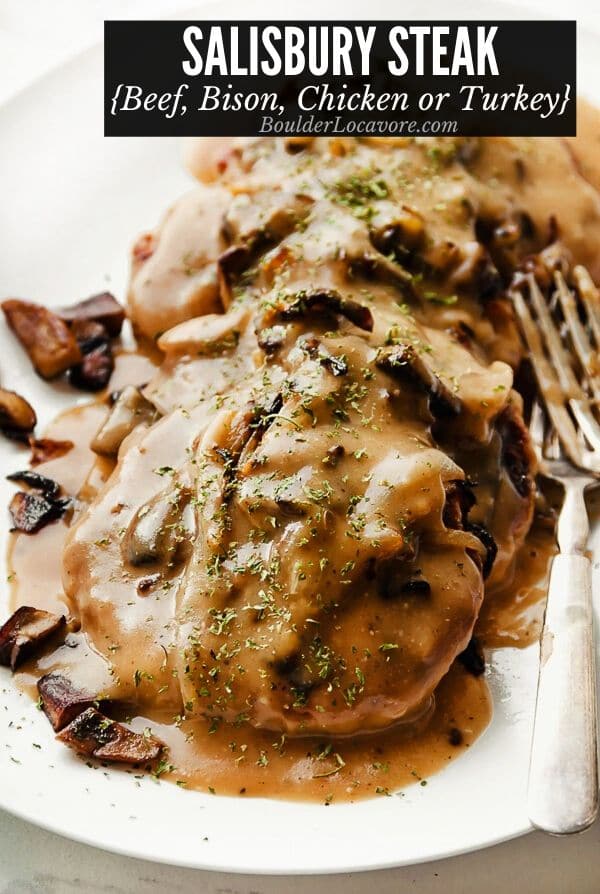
[0,606,66,670]
[348,248,417,299]
[0,388,37,440]
[37,673,98,731]
[123,486,193,567]
[1,299,82,379]
[299,336,349,376]
[270,289,374,332]
[222,191,313,247]
[58,292,125,337]
[9,491,70,533]
[57,707,163,763]
[227,394,284,461]
[69,342,114,392]
[71,319,109,354]
[29,437,73,466]
[376,343,461,417]
[256,323,287,356]
[157,305,250,355]
[6,469,60,499]
[91,386,157,456]
[216,245,253,307]
[370,206,426,255]
[66,315,116,393]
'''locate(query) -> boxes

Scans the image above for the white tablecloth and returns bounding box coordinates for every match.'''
[1,1,599,890]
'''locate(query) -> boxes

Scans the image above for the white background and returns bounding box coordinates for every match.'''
[1,1,600,891]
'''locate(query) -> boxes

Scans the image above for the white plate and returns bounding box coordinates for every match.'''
[0,0,599,875]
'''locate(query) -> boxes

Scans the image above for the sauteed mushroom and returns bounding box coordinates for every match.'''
[0,607,65,670]
[57,707,163,764]
[2,299,81,379]
[0,388,36,441]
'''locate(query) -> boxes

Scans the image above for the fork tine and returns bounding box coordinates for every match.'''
[545,428,561,461]
[511,283,583,466]
[529,400,545,455]
[554,272,600,409]
[526,274,600,453]
[529,400,550,474]
[573,265,600,351]
[527,274,579,396]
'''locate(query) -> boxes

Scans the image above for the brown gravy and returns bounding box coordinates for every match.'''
[130,662,490,801]
[476,522,556,650]
[7,351,544,802]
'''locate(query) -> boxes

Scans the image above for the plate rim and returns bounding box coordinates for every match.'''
[1,0,595,873]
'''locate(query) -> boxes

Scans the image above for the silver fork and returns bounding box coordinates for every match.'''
[511,268,600,835]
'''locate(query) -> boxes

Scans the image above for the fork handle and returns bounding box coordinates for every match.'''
[528,552,598,834]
